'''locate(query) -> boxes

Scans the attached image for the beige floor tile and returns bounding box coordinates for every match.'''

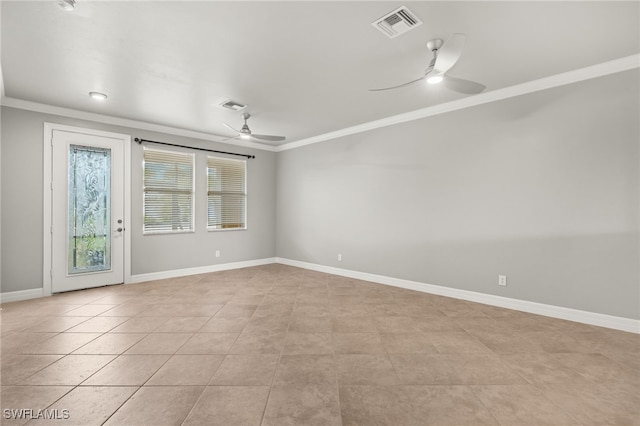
[98,303,153,317]
[0,386,72,426]
[103,386,203,426]
[2,265,638,425]
[330,304,369,318]
[22,355,115,385]
[72,333,147,355]
[26,333,103,355]
[412,316,465,332]
[153,317,209,333]
[339,385,419,426]
[336,354,398,385]
[331,316,377,333]
[471,385,578,425]
[26,386,137,425]
[390,354,462,385]
[64,317,129,333]
[124,333,192,355]
[146,354,224,385]
[445,354,528,384]
[0,333,58,355]
[182,386,269,426]
[210,354,279,385]
[552,352,640,384]
[427,331,492,354]
[213,304,258,319]
[198,316,249,332]
[469,330,546,353]
[288,314,332,333]
[26,317,90,333]
[380,332,439,354]
[403,385,498,425]
[263,384,341,426]
[243,315,290,333]
[282,332,333,355]
[333,333,386,354]
[83,354,170,385]
[62,305,116,317]
[1,355,64,385]
[109,317,169,333]
[503,353,590,385]
[176,333,238,354]
[228,331,286,354]
[372,316,423,333]
[274,354,336,385]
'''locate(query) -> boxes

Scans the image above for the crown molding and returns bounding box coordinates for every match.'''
[2,54,637,154]
[0,96,277,152]
[277,54,640,152]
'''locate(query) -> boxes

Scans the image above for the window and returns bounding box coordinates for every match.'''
[143,147,194,233]
[207,156,246,230]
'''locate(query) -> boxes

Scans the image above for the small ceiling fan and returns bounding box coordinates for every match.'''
[223,113,286,143]
[369,33,485,94]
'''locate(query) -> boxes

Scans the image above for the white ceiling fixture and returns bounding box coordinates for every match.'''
[89,91,107,101]
[372,6,422,39]
[223,113,285,143]
[57,0,76,11]
[369,34,486,95]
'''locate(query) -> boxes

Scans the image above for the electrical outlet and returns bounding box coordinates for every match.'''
[215,250,220,258]
[338,253,342,262]
[498,275,507,286]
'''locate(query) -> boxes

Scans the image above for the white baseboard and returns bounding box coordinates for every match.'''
[275,257,640,334]
[0,288,44,304]
[129,257,277,284]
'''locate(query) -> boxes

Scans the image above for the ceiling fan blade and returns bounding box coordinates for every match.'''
[368,75,427,92]
[223,123,241,134]
[433,33,466,74]
[251,134,286,142]
[444,76,486,94]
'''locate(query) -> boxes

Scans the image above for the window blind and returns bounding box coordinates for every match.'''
[207,156,246,230]
[143,148,194,233]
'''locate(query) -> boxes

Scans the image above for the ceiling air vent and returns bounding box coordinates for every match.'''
[218,99,247,111]
[372,6,422,39]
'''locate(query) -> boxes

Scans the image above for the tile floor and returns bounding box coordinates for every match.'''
[1,264,638,425]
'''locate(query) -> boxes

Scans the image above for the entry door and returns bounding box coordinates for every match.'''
[51,130,125,293]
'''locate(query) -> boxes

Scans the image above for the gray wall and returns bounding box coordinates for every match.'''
[276,70,640,320]
[1,106,276,293]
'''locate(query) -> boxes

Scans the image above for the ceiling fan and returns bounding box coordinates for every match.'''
[369,33,485,94]
[223,113,286,143]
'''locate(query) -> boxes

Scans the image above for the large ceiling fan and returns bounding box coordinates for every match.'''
[370,33,485,94]
[223,113,286,143]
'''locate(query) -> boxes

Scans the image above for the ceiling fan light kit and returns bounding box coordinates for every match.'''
[57,0,76,11]
[223,113,286,143]
[369,33,486,95]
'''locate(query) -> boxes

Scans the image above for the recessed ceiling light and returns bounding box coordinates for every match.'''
[89,91,107,100]
[57,0,76,11]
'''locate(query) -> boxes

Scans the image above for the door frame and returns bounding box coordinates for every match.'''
[43,123,132,296]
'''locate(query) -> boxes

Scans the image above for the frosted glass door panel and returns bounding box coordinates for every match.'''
[68,145,112,274]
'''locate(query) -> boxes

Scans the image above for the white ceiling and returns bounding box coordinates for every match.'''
[1,1,638,147]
